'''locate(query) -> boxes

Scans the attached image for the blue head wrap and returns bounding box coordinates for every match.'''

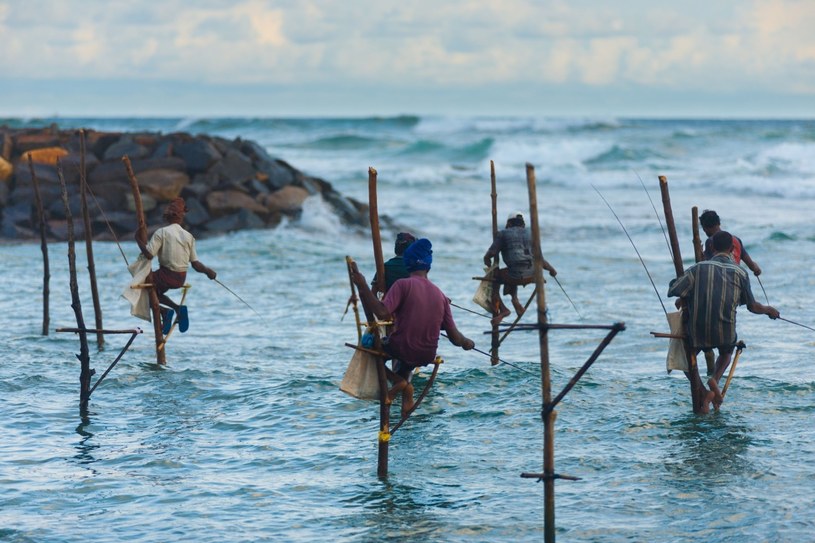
[403,238,432,272]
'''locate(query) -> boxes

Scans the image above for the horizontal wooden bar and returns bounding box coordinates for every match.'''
[344,342,387,358]
[56,327,143,334]
[650,331,685,339]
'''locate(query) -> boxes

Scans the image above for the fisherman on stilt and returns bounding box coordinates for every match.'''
[350,238,475,417]
[135,197,218,334]
[483,211,557,326]
[668,231,779,412]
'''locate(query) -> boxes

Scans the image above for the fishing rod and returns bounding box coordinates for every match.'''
[551,275,583,320]
[634,169,673,260]
[214,278,266,320]
[450,301,492,319]
[593,185,669,318]
[778,316,815,333]
[441,332,536,375]
[756,275,770,305]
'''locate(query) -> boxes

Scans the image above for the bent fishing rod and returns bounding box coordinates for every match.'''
[593,185,669,318]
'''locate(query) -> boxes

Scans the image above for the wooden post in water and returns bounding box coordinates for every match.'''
[659,176,704,413]
[123,156,166,366]
[489,160,500,365]
[692,206,715,374]
[57,160,92,411]
[526,163,556,542]
[79,130,104,349]
[368,167,390,478]
[28,156,50,336]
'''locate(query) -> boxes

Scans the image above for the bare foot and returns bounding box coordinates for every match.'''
[708,378,723,410]
[491,308,511,326]
[699,389,715,414]
[401,383,415,418]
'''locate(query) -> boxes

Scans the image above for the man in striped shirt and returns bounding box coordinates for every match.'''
[668,231,779,411]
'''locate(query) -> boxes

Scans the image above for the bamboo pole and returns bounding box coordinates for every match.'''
[526,163,555,542]
[123,155,166,365]
[28,156,50,336]
[57,160,92,412]
[489,160,500,365]
[659,176,705,413]
[691,206,703,263]
[368,167,390,478]
[692,206,715,374]
[79,130,104,349]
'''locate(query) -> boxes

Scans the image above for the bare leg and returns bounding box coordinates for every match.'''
[511,295,525,317]
[491,299,511,326]
[708,378,723,410]
[712,349,734,383]
[401,383,415,418]
[158,292,180,311]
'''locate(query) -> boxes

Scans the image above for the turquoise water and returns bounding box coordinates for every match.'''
[2,116,815,542]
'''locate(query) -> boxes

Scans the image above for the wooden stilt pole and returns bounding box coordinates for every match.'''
[368,167,390,478]
[489,160,500,365]
[526,163,555,542]
[28,156,50,336]
[79,130,104,349]
[57,160,92,412]
[660,176,704,413]
[692,206,715,374]
[123,156,166,366]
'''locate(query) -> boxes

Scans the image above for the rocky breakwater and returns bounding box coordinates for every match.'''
[0,125,375,241]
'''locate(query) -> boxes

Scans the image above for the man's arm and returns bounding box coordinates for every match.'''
[747,301,779,319]
[350,262,392,321]
[444,325,475,351]
[191,260,217,280]
[136,234,153,260]
[741,251,761,276]
[542,258,557,277]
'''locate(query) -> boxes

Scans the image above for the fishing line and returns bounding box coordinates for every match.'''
[441,332,536,375]
[633,169,673,260]
[778,316,815,333]
[85,182,130,267]
[756,275,770,305]
[593,185,669,318]
[214,279,266,321]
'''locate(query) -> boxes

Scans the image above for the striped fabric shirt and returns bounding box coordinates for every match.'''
[667,254,755,349]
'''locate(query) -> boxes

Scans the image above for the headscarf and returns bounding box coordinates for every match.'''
[163,197,188,221]
[394,232,416,255]
[403,238,432,272]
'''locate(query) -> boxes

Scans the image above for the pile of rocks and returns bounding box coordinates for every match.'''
[0,125,374,241]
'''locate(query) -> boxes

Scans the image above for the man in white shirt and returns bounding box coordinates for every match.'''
[136,197,217,333]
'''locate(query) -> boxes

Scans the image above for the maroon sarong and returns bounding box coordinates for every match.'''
[153,267,186,294]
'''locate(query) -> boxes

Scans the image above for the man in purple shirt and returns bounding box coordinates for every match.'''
[351,238,475,416]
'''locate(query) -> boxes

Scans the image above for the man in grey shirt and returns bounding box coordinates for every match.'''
[483,211,557,325]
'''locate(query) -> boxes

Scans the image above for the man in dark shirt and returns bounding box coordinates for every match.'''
[483,211,556,325]
[700,210,761,275]
[668,230,778,411]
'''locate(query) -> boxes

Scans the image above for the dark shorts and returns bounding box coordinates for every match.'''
[153,267,186,294]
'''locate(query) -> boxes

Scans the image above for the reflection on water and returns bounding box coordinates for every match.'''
[74,416,99,474]
[664,412,755,485]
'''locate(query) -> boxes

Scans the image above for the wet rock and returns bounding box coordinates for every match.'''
[205,208,265,233]
[103,135,150,161]
[137,169,190,202]
[183,196,210,227]
[259,186,310,215]
[206,189,267,217]
[174,138,222,173]
[0,156,12,182]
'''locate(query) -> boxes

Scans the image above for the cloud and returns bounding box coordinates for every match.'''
[0,0,813,116]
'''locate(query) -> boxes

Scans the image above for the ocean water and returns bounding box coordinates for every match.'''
[2,116,815,542]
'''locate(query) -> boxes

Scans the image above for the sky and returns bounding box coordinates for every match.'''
[1,0,814,118]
